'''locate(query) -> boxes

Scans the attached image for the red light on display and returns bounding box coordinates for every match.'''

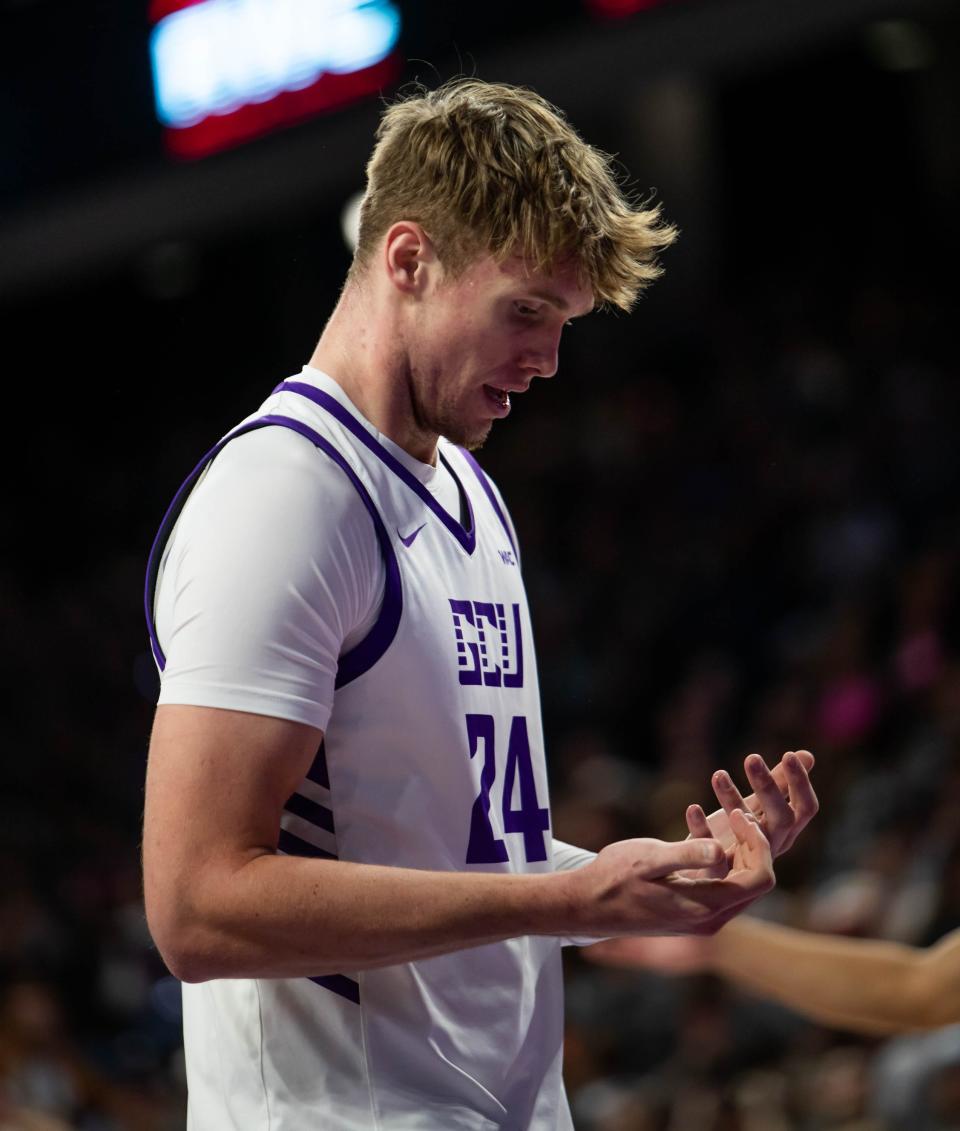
[163,54,402,159]
[149,0,403,160]
[585,0,668,18]
[150,0,200,18]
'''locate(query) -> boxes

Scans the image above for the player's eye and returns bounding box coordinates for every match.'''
[514,302,539,317]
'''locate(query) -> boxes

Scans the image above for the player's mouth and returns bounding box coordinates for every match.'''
[483,385,512,417]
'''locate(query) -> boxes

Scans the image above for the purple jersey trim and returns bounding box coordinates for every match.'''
[307,741,330,790]
[274,381,478,555]
[457,448,518,557]
[144,421,271,671]
[144,415,403,691]
[256,414,403,690]
[145,419,374,1011]
[278,827,337,861]
[284,791,335,834]
[309,973,360,1005]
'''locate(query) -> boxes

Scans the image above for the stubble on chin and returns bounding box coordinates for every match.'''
[417,389,492,452]
[436,414,491,452]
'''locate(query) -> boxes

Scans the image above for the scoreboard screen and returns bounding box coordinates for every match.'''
[149,0,403,158]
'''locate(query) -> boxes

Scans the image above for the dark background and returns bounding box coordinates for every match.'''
[2,1,960,1127]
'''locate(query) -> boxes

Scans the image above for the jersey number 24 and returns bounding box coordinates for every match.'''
[465,714,549,864]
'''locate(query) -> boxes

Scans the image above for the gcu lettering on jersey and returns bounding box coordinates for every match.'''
[449,599,524,688]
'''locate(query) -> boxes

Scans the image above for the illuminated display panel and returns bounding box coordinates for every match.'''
[149,0,403,159]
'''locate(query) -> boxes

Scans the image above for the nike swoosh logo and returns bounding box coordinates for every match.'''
[398,523,426,548]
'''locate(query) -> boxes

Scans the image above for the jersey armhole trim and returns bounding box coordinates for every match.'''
[144,417,276,672]
[144,414,403,690]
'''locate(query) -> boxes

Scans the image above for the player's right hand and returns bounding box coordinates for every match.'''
[566,808,773,939]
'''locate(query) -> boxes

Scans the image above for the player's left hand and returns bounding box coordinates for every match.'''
[691,749,817,866]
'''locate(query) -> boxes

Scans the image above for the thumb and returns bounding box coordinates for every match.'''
[645,837,724,879]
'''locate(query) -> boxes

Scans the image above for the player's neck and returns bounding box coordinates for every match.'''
[308,284,440,466]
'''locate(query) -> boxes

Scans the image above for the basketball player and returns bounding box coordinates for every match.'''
[142,80,818,1129]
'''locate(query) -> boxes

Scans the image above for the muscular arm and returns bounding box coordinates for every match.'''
[143,705,775,983]
[144,705,564,981]
[709,917,960,1035]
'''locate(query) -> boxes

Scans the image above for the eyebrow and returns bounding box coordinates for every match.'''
[528,288,569,311]
[526,289,593,317]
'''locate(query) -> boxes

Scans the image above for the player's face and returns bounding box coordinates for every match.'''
[407,254,594,452]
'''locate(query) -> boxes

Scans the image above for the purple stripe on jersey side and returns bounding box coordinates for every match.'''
[284,791,335,834]
[256,413,404,690]
[307,741,330,790]
[278,827,338,861]
[275,381,477,555]
[457,448,518,557]
[309,973,360,1005]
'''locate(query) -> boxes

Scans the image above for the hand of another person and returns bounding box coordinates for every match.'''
[568,808,773,939]
[581,933,713,975]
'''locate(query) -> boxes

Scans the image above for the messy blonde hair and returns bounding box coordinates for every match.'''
[352,79,677,311]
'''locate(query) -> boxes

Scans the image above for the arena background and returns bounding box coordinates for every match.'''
[2,0,959,1127]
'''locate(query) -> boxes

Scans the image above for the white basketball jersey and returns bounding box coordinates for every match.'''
[146,374,573,1130]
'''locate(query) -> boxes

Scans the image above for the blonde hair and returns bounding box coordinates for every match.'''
[352,79,677,311]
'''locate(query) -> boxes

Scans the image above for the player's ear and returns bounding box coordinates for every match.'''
[382,222,437,297]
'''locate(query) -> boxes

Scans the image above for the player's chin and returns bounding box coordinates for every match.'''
[444,417,493,452]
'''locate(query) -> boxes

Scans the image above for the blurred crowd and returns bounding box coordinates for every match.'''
[542,277,960,1130]
[2,272,958,1129]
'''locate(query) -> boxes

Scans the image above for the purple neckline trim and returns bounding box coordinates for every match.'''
[458,448,518,557]
[275,381,477,555]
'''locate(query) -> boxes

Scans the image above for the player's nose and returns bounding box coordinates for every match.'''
[520,331,561,380]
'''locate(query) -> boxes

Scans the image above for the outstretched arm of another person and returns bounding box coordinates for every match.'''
[711,917,960,1035]
[585,918,960,1036]
[143,705,778,984]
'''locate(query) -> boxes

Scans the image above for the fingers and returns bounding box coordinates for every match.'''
[760,748,819,855]
[677,810,774,927]
[779,751,819,851]
[685,805,730,879]
[743,753,794,846]
[685,804,711,839]
[645,835,725,879]
[711,768,748,817]
[710,749,819,858]
[729,807,772,866]
[768,748,814,796]
[789,748,815,770]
